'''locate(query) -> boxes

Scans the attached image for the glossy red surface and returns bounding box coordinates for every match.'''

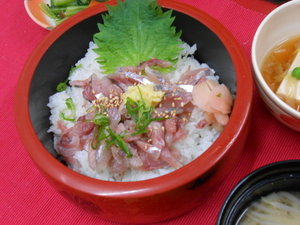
[15,0,252,223]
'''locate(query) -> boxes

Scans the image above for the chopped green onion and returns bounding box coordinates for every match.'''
[56,83,68,92]
[93,114,110,126]
[106,130,132,158]
[90,85,168,158]
[60,98,76,121]
[125,86,167,136]
[91,123,108,149]
[292,67,300,80]
[90,113,132,158]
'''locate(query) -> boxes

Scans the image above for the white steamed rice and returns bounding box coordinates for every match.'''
[47,41,220,181]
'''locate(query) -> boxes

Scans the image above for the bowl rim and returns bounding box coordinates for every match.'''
[251,0,300,120]
[15,0,252,198]
[24,0,50,29]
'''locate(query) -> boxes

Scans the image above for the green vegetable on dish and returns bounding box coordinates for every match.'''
[39,0,109,26]
[60,98,76,121]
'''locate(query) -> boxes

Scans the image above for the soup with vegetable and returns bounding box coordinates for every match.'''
[238,191,300,225]
[261,36,300,111]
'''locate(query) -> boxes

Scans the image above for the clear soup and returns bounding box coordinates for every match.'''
[261,36,300,93]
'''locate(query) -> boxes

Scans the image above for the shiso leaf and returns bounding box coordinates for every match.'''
[93,0,183,74]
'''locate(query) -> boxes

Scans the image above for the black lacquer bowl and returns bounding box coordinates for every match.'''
[217,160,300,225]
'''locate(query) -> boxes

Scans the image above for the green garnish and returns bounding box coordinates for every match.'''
[106,129,131,157]
[56,83,68,92]
[56,64,82,92]
[125,86,166,136]
[217,93,222,97]
[93,0,183,74]
[90,86,166,157]
[93,113,110,126]
[60,98,76,121]
[91,113,132,158]
[292,67,300,80]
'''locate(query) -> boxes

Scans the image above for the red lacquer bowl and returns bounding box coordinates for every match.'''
[16,1,252,223]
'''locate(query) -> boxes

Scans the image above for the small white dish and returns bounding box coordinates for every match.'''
[24,0,54,30]
[252,0,300,132]
[24,0,108,30]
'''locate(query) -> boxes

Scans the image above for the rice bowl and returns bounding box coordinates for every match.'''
[15,0,252,223]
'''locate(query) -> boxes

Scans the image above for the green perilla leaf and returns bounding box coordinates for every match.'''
[93,0,182,74]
